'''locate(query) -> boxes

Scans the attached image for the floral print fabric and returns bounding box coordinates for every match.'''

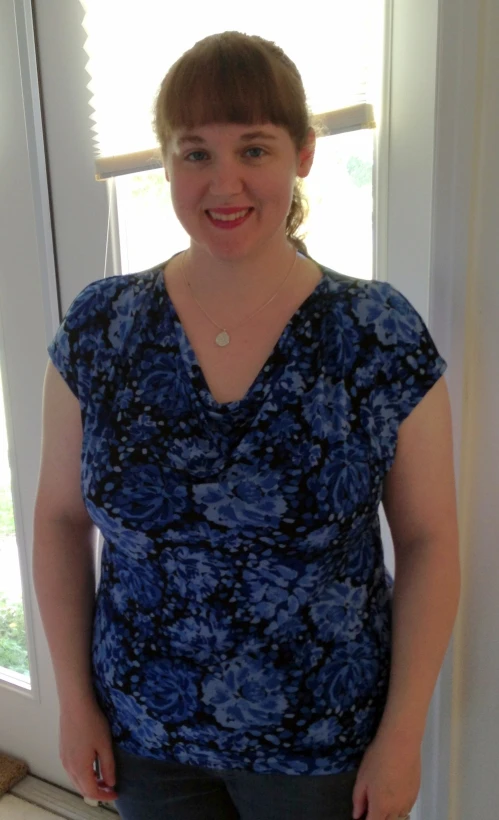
[47,254,447,775]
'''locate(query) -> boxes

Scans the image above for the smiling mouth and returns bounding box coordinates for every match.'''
[207,208,254,222]
[205,208,255,229]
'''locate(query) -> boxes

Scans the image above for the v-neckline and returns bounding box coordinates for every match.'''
[155,254,327,412]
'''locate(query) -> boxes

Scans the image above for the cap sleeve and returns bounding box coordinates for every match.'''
[355,280,448,473]
[47,279,110,404]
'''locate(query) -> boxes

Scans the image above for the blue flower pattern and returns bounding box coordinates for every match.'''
[47,254,447,775]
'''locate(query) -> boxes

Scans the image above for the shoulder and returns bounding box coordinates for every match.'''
[319,264,413,310]
[47,267,161,406]
[318,265,430,346]
[61,269,158,333]
[48,266,161,370]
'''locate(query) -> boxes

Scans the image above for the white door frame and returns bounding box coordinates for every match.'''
[378,1,478,817]
[0,0,66,785]
[418,0,479,815]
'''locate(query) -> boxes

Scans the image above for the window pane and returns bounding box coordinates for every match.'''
[302,130,373,280]
[115,130,373,280]
[81,1,383,159]
[0,371,30,682]
[115,169,188,275]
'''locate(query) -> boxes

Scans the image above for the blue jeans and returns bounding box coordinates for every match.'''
[113,744,362,820]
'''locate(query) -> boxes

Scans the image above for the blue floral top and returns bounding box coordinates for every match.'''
[47,253,447,776]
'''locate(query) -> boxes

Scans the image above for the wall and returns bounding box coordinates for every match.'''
[449,0,499,816]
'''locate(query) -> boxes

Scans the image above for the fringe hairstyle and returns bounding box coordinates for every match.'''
[153,32,326,257]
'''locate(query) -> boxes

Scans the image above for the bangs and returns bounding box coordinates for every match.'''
[159,33,306,138]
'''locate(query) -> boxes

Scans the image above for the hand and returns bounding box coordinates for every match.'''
[59,697,118,803]
[351,727,421,820]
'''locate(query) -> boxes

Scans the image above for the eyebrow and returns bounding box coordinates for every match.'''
[177,130,278,146]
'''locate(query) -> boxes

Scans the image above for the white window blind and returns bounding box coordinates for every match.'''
[79,0,384,180]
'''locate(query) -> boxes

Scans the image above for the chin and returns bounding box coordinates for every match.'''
[194,236,260,260]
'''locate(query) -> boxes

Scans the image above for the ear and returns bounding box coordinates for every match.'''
[296,128,316,179]
[162,144,171,182]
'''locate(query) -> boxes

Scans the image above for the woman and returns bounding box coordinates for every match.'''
[33,31,460,820]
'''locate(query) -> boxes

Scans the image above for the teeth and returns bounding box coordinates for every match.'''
[208,209,251,222]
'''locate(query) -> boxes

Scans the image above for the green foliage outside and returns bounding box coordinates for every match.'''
[347,155,372,187]
[0,485,28,676]
[131,169,169,201]
[0,592,29,676]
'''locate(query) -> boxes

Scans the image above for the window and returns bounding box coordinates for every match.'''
[0,373,29,682]
[79,1,385,279]
[114,129,375,278]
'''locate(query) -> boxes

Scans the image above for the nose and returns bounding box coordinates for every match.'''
[208,158,245,195]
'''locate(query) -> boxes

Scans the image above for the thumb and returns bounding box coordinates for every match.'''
[351,785,368,819]
[96,743,116,788]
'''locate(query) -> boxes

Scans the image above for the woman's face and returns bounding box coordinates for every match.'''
[163,122,315,261]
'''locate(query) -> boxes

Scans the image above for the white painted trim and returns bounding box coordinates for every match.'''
[13,0,60,340]
[11,775,117,818]
[382,0,439,310]
[406,0,478,816]
[2,0,61,711]
[377,3,439,818]
[105,180,123,279]
[372,0,393,284]
[1,0,77,783]
[0,667,30,691]
[378,0,474,817]
[426,0,481,817]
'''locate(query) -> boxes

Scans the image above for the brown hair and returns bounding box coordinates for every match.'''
[153,31,326,257]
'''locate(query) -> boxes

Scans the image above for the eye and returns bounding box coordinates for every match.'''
[245,146,266,159]
[183,147,267,162]
[184,150,208,162]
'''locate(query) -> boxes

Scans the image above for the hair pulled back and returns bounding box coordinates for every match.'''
[153,31,323,257]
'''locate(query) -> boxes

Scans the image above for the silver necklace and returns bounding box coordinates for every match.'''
[180,249,298,347]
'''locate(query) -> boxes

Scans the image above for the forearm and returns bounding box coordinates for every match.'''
[377,539,461,744]
[33,516,98,709]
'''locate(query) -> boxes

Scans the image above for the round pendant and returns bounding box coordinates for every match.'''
[215,330,230,347]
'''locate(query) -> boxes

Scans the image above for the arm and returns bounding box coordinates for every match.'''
[377,374,461,743]
[352,375,460,818]
[33,360,98,709]
[33,362,117,801]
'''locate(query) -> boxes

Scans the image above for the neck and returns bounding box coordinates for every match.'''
[180,243,300,305]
